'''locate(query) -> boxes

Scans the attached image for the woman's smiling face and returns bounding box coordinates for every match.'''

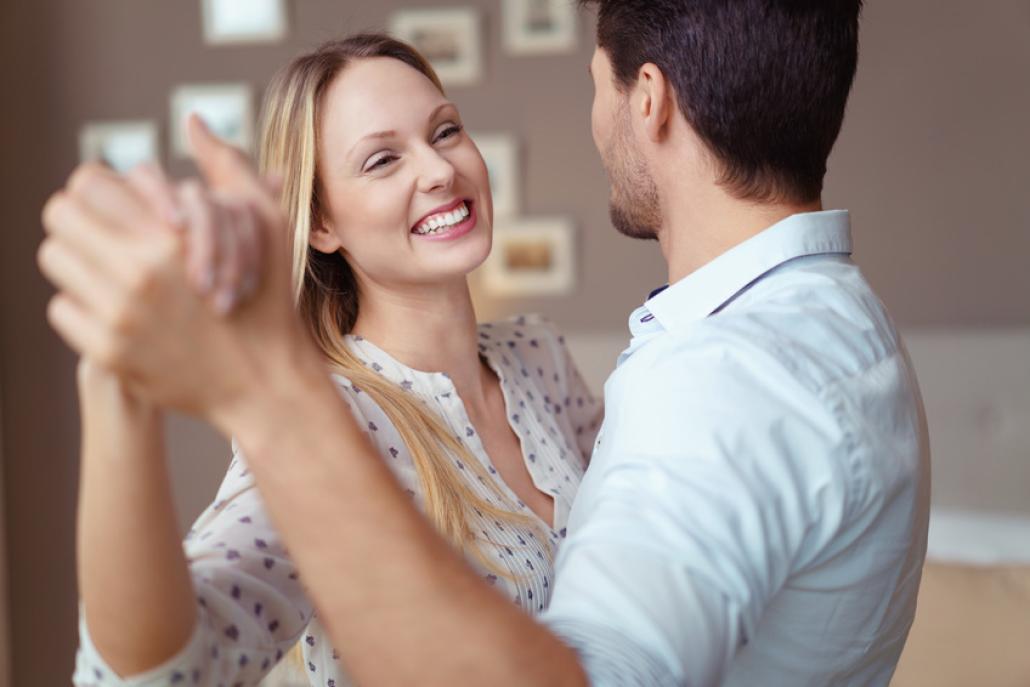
[310,57,493,292]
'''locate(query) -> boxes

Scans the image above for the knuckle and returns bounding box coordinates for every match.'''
[41,192,69,232]
[68,162,108,196]
[36,239,55,272]
[44,295,63,327]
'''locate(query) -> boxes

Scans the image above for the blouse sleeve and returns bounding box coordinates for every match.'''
[72,445,314,687]
[72,383,367,687]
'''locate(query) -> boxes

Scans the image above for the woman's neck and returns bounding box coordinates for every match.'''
[350,278,491,408]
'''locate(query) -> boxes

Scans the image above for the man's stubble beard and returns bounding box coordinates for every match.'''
[603,109,662,242]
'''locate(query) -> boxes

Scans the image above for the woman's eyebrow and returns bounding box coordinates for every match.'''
[427,102,457,120]
[348,102,458,159]
[349,130,397,159]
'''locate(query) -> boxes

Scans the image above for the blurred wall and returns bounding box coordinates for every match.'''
[1,1,1027,684]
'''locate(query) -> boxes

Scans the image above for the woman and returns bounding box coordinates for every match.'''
[48,35,602,687]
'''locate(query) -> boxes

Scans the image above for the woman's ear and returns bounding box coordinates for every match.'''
[308,215,342,254]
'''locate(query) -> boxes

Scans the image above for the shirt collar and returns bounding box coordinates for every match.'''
[641,210,853,333]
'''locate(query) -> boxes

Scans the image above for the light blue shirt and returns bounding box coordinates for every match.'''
[543,211,931,686]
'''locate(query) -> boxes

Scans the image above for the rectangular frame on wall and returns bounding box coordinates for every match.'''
[201,0,288,45]
[502,0,578,55]
[480,217,576,297]
[469,132,520,219]
[79,120,159,173]
[389,8,483,87]
[169,83,254,158]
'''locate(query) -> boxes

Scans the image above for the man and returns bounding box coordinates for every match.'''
[46,0,929,684]
[537,1,931,684]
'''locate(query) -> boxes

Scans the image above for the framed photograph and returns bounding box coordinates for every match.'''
[201,0,287,45]
[481,217,575,296]
[502,0,578,55]
[79,120,159,173]
[389,8,482,87]
[170,83,254,158]
[470,133,520,219]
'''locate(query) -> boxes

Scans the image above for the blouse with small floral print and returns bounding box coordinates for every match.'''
[72,314,603,687]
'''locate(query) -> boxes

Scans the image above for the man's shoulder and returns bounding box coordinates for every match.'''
[634,268,903,399]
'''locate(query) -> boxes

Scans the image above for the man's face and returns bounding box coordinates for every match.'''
[589,47,661,241]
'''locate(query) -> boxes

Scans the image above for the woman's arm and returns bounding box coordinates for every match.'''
[214,356,587,687]
[75,359,197,676]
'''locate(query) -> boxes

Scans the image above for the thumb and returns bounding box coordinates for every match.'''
[187,113,280,222]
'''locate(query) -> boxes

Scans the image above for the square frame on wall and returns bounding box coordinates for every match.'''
[389,8,483,86]
[201,0,288,45]
[480,217,576,296]
[169,83,254,158]
[470,133,520,219]
[502,0,578,55]
[79,120,159,173]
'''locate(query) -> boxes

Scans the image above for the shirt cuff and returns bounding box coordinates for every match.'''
[73,602,208,686]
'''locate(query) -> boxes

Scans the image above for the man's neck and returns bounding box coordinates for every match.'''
[658,189,823,284]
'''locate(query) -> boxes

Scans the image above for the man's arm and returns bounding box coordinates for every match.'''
[215,350,588,686]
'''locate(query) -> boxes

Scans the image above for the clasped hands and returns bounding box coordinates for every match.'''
[38,116,315,429]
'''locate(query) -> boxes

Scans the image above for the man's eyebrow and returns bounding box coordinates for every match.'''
[349,103,457,157]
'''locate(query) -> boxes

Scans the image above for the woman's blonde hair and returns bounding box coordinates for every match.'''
[257,34,537,567]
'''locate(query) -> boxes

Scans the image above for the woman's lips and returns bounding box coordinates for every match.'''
[410,198,469,233]
[411,201,478,242]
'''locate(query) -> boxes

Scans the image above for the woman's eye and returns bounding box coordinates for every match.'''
[365,154,397,172]
[434,124,462,143]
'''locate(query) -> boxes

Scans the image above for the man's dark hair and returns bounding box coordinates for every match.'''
[580,0,863,203]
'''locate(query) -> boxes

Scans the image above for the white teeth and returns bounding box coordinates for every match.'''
[414,202,470,235]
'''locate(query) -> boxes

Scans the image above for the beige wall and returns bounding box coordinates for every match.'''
[1,1,1027,684]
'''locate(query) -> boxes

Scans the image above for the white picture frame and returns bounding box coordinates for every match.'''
[78,120,159,173]
[201,0,287,45]
[170,83,254,158]
[470,133,520,219]
[389,8,482,87]
[502,0,578,55]
[481,217,576,296]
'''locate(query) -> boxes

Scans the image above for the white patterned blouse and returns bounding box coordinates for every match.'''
[73,314,603,687]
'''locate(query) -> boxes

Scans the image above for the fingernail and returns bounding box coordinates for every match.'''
[215,290,236,315]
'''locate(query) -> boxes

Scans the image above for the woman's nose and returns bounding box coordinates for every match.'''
[415,147,456,194]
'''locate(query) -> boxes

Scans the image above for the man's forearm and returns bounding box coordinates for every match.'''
[217,352,587,686]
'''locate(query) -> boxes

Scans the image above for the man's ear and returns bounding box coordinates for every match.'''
[309,214,342,254]
[636,62,673,143]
